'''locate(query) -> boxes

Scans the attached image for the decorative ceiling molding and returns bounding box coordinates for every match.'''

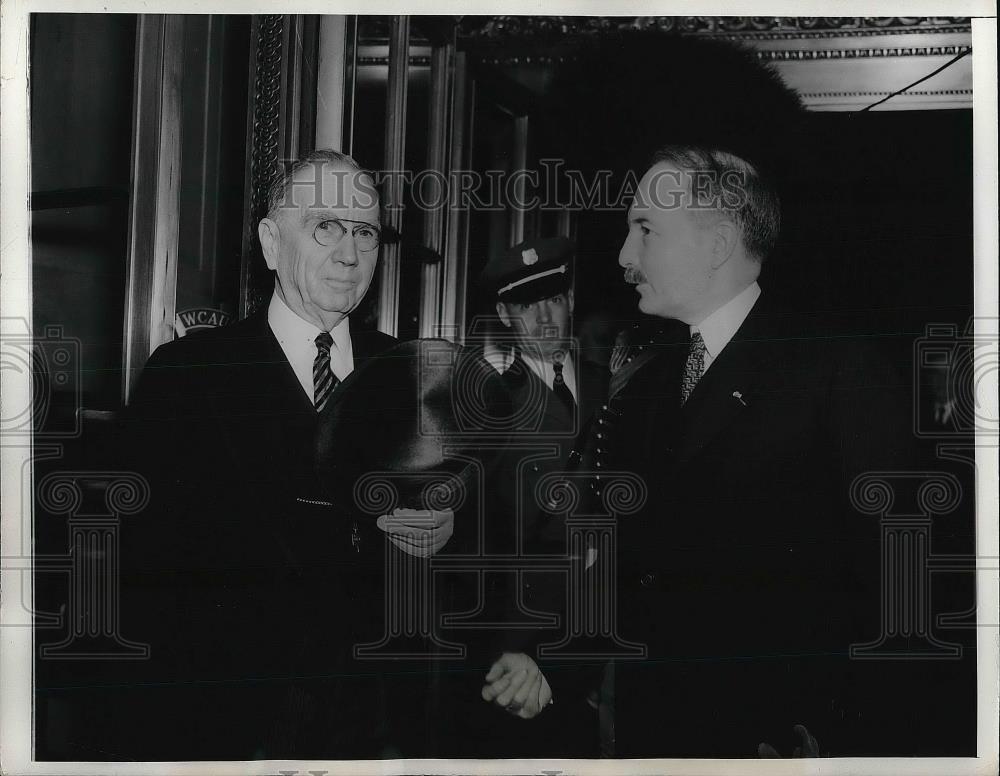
[354,15,974,112]
[759,44,971,61]
[458,16,972,42]
[799,89,972,97]
[469,44,972,67]
[358,56,432,67]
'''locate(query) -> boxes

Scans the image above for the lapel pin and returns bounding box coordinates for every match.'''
[732,391,748,407]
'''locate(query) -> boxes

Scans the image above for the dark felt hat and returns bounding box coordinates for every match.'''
[479,235,575,304]
[315,339,511,515]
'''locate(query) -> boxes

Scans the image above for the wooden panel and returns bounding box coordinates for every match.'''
[280,15,319,159]
[507,114,529,247]
[417,42,454,339]
[377,15,409,338]
[122,15,183,403]
[316,15,348,152]
[440,51,471,343]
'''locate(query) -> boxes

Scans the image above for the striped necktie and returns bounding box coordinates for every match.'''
[313,332,338,411]
[680,330,706,405]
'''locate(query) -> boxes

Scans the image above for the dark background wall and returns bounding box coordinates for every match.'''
[30,14,136,413]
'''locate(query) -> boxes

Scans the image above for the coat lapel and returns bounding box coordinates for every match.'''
[212,310,316,478]
[245,309,315,415]
[671,298,782,466]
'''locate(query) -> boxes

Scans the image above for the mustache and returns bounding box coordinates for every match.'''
[623,267,646,285]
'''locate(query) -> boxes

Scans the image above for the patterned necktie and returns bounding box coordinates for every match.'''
[313,332,338,411]
[552,355,575,412]
[680,330,706,405]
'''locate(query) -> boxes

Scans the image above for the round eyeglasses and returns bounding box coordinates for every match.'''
[313,218,381,253]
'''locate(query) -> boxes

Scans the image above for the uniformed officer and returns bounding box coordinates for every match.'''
[472,235,608,756]
[480,235,583,424]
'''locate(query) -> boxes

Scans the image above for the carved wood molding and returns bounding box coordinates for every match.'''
[358,55,432,66]
[453,16,974,111]
[459,16,972,42]
[760,44,971,61]
[471,45,972,67]
[800,88,973,98]
[240,14,284,319]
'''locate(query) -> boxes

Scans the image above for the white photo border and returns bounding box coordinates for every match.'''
[2,3,997,775]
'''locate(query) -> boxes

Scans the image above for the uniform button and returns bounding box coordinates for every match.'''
[640,573,656,587]
[596,461,602,468]
[531,465,539,472]
[601,404,608,411]
[597,433,603,439]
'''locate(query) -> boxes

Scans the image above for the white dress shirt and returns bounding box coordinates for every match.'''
[483,342,579,401]
[267,291,354,402]
[691,281,761,373]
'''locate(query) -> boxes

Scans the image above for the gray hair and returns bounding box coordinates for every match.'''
[263,148,374,219]
[650,145,780,262]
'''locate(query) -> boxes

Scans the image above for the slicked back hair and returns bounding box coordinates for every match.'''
[263,148,373,220]
[650,145,781,262]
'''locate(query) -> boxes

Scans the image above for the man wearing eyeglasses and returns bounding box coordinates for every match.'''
[116,150,451,760]
[256,151,383,399]
[255,150,454,557]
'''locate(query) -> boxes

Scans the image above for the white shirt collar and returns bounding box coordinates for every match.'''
[691,282,761,366]
[267,290,354,400]
[482,342,513,374]
[483,342,577,400]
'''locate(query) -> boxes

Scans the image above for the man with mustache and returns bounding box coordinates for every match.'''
[117,150,451,759]
[590,144,917,757]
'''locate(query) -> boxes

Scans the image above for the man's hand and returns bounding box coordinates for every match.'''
[376,508,454,557]
[757,724,821,757]
[481,652,553,720]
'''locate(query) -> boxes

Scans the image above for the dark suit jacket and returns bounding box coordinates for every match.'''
[438,347,607,758]
[598,291,923,757]
[112,309,401,759]
[497,349,608,551]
